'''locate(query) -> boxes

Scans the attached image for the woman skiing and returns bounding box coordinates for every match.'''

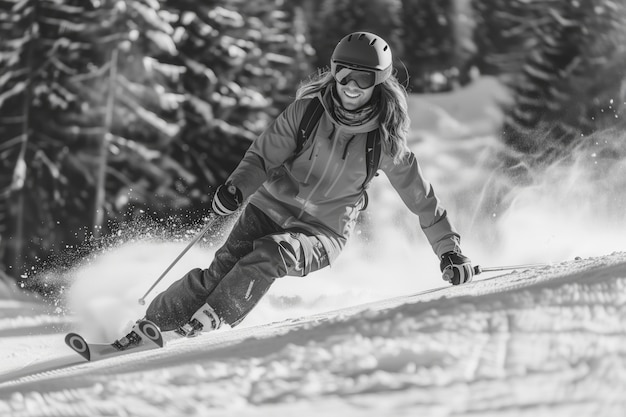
[144,31,475,337]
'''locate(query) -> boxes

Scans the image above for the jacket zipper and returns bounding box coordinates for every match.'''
[299,126,341,217]
[303,124,334,184]
[325,135,355,197]
[303,141,318,184]
[325,157,349,197]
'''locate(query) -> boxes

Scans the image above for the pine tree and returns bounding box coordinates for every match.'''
[85,0,185,231]
[0,0,104,276]
[502,0,626,153]
[471,0,545,75]
[401,0,456,92]
[307,0,403,75]
[160,0,312,216]
[0,0,187,277]
[0,0,315,283]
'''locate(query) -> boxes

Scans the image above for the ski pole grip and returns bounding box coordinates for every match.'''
[473,265,483,275]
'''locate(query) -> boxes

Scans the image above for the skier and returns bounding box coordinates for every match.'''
[143,32,475,338]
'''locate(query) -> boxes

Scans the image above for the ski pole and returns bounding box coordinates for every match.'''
[444,262,547,282]
[473,263,548,275]
[138,213,220,305]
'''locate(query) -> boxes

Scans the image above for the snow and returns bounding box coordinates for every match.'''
[2,253,626,416]
[1,77,626,416]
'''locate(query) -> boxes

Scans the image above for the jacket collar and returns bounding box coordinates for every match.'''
[317,85,380,134]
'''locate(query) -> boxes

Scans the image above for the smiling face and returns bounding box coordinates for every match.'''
[335,80,375,110]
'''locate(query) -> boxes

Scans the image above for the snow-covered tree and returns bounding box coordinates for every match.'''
[305,0,403,76]
[472,0,545,75]
[401,0,457,92]
[160,0,312,217]
[502,0,626,153]
[0,0,312,282]
[0,0,103,276]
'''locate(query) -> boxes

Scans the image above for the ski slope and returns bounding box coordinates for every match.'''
[1,77,625,416]
[1,252,626,416]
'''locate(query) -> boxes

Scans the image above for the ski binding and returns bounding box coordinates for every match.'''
[65,319,163,362]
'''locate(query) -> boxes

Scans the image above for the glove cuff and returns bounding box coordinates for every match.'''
[212,184,243,215]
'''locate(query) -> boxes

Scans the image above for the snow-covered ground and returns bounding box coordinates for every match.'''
[2,253,626,416]
[1,77,625,416]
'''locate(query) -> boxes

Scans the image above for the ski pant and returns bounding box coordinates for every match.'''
[145,204,330,331]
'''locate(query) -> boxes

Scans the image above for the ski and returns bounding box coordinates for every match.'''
[64,319,164,362]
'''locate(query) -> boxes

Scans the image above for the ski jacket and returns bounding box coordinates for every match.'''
[227,86,460,263]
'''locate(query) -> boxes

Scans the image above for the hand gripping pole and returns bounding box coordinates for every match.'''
[138,214,220,305]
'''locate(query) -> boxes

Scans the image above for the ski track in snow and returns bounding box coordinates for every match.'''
[1,252,626,417]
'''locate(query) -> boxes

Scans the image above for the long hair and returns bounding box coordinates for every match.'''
[296,70,411,165]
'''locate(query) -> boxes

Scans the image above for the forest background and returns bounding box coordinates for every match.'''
[0,0,624,294]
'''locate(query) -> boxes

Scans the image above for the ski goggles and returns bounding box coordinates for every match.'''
[331,63,377,89]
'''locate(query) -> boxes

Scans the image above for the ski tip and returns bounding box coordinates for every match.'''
[137,320,164,348]
[65,333,91,361]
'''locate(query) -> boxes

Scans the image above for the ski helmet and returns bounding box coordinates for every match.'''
[331,32,393,87]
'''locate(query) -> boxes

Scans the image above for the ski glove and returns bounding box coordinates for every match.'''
[212,183,242,216]
[440,251,474,285]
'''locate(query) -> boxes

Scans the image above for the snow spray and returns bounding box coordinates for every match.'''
[402,78,626,269]
[64,218,224,343]
[467,128,626,265]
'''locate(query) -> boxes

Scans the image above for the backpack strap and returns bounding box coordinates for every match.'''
[362,129,381,189]
[295,97,325,156]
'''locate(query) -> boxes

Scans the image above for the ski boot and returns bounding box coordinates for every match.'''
[176,303,222,337]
